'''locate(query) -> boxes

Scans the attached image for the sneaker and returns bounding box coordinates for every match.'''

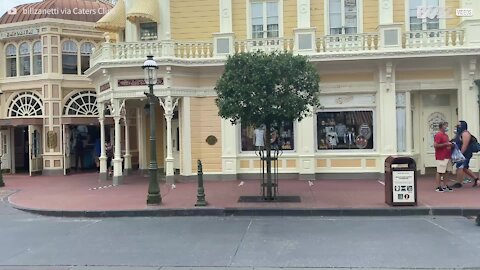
[443,185,453,192]
[435,187,445,192]
[463,178,472,184]
[451,182,463,188]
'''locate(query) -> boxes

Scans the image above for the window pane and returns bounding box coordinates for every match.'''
[62,54,77,74]
[33,41,41,53]
[63,41,77,53]
[140,22,158,41]
[241,122,295,151]
[20,56,30,76]
[317,111,374,150]
[251,2,263,18]
[266,2,278,18]
[6,44,16,56]
[81,55,90,74]
[6,58,16,77]
[19,43,30,56]
[81,42,94,55]
[33,55,42,75]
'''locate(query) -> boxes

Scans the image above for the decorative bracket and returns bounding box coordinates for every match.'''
[159,95,179,119]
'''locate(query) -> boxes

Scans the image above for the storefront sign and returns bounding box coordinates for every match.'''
[100,83,110,92]
[0,28,40,40]
[117,78,164,87]
[392,171,415,203]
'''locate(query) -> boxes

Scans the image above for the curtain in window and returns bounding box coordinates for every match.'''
[329,0,342,34]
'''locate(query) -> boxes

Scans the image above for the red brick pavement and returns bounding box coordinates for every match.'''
[0,172,479,212]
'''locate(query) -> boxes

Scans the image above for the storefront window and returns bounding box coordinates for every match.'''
[140,22,158,41]
[241,122,295,151]
[317,111,374,150]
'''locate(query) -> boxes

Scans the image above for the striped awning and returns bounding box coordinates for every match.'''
[126,0,159,22]
[95,0,126,32]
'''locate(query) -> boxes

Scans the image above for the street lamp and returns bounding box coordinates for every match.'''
[143,55,161,204]
[0,90,4,187]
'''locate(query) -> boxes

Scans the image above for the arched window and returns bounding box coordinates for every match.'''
[80,42,94,74]
[33,41,42,75]
[8,91,43,117]
[6,44,17,77]
[63,91,98,116]
[62,40,78,74]
[19,42,31,76]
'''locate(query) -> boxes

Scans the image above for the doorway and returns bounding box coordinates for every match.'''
[420,91,457,169]
[66,124,102,173]
[13,126,29,173]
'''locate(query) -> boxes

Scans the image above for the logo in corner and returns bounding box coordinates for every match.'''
[7,7,18,15]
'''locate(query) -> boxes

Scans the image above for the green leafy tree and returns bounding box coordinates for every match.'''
[215,51,320,199]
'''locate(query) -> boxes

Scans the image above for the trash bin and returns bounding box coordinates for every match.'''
[384,156,417,206]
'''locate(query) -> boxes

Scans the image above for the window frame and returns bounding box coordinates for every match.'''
[405,0,446,31]
[62,40,79,75]
[246,0,284,40]
[32,41,42,75]
[324,0,363,35]
[5,43,18,78]
[315,108,376,152]
[19,42,31,76]
[80,42,95,74]
[139,22,158,41]
[238,121,297,154]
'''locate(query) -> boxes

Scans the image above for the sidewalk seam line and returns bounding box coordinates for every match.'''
[229,218,253,266]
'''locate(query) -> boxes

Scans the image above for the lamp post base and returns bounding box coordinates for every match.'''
[147,194,162,205]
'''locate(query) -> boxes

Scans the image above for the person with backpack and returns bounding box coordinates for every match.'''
[452,120,479,188]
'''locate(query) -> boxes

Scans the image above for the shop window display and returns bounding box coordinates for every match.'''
[317,111,374,150]
[241,122,295,151]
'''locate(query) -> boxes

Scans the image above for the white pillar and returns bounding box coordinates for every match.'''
[405,91,413,153]
[137,107,146,172]
[378,61,397,169]
[112,99,123,185]
[221,118,237,180]
[219,0,232,33]
[298,108,315,180]
[98,102,107,181]
[160,96,178,184]
[181,97,193,176]
[379,0,393,25]
[123,117,132,174]
[297,0,311,28]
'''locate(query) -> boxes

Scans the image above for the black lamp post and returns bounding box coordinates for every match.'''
[0,91,4,187]
[143,56,161,205]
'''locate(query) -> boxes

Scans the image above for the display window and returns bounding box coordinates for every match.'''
[241,121,295,152]
[317,110,374,150]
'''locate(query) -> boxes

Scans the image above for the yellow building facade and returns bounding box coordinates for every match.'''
[1,0,480,183]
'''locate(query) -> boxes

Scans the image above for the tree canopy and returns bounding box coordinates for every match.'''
[215,51,320,129]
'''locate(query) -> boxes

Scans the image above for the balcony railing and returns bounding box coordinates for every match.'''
[90,28,469,68]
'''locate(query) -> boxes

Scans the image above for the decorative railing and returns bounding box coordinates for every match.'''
[317,33,379,52]
[235,38,294,53]
[90,28,469,68]
[403,29,464,48]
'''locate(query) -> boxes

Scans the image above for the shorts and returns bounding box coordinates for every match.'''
[436,159,450,173]
[456,157,471,169]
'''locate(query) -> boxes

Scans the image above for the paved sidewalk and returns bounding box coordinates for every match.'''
[1,172,479,217]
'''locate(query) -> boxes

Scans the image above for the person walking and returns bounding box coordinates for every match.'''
[433,122,453,192]
[105,140,113,176]
[451,120,479,188]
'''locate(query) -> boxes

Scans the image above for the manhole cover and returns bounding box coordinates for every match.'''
[238,196,301,203]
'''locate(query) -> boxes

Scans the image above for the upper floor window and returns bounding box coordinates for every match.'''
[409,0,439,31]
[62,41,78,74]
[140,22,158,41]
[251,1,279,39]
[33,41,42,75]
[19,42,31,76]
[80,42,94,74]
[6,44,17,77]
[329,0,358,35]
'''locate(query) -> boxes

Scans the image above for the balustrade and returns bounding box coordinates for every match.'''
[403,29,464,49]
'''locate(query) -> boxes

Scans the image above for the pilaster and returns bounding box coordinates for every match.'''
[181,97,193,176]
[221,118,237,180]
[297,109,315,180]
[378,61,397,166]
[42,82,63,175]
[159,95,179,184]
[112,99,124,185]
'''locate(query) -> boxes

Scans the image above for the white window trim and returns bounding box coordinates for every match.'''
[237,121,298,155]
[404,0,446,31]
[246,0,284,39]
[315,108,376,153]
[324,0,364,35]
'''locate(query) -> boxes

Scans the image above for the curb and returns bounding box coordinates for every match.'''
[10,204,480,218]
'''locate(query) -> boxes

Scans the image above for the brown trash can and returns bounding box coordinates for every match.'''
[385,156,417,206]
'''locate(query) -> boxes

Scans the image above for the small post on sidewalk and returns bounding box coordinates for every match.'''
[195,160,207,207]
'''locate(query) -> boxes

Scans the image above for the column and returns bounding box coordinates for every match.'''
[378,61,397,170]
[181,97,193,177]
[160,96,179,184]
[405,91,413,153]
[98,102,108,181]
[297,108,315,180]
[123,115,132,175]
[136,107,146,173]
[458,58,479,171]
[112,99,123,185]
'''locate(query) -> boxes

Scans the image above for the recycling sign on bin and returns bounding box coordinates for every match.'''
[392,171,415,203]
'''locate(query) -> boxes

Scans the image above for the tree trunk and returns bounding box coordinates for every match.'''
[265,123,273,200]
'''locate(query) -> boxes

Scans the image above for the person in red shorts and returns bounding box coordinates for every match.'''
[434,122,453,192]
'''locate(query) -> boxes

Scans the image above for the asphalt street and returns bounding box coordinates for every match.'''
[0,198,479,270]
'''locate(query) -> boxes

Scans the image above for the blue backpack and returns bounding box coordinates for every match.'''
[469,135,480,153]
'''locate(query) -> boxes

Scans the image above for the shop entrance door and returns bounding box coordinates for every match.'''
[63,124,71,175]
[172,118,180,170]
[421,93,456,168]
[28,125,43,176]
[0,128,10,172]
